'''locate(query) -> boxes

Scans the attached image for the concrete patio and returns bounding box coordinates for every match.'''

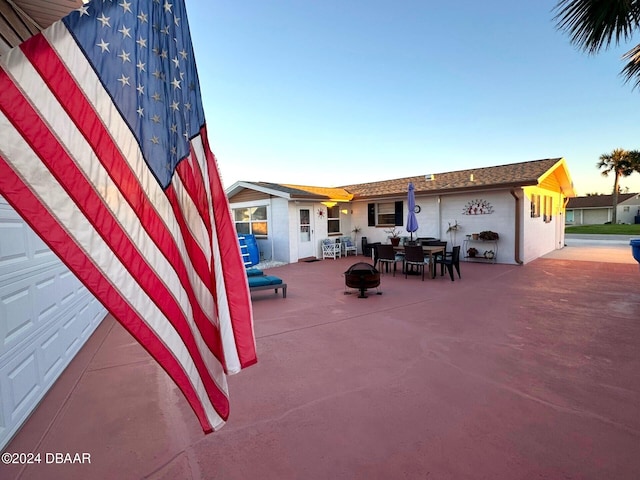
[2,245,639,480]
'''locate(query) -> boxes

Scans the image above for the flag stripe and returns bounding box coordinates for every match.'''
[205,141,257,371]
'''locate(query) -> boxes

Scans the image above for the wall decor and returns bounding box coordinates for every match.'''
[462,198,494,215]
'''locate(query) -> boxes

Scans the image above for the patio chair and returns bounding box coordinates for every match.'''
[321,238,341,259]
[376,244,401,276]
[403,245,428,280]
[341,237,358,257]
[434,245,461,281]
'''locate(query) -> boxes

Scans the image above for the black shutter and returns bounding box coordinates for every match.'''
[394,201,403,226]
[367,203,376,226]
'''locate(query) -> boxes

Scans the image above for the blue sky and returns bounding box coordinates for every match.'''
[185,0,639,196]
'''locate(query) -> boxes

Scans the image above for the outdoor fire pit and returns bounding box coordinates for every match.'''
[344,262,381,298]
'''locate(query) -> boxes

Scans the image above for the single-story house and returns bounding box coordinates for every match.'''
[566,193,640,225]
[226,157,576,265]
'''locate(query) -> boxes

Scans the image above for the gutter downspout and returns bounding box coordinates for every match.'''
[510,189,524,265]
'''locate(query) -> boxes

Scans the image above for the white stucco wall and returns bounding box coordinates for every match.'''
[522,187,565,263]
[440,190,516,264]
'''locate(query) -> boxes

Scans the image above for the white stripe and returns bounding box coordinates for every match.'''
[172,165,213,262]
[189,137,246,373]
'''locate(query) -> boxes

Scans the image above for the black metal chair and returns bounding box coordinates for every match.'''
[434,245,461,281]
[403,245,427,280]
[376,244,400,276]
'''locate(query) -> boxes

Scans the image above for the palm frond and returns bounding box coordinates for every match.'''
[554,0,640,53]
[622,43,640,88]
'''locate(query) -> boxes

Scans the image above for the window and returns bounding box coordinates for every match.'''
[327,205,341,234]
[377,202,396,225]
[233,206,268,237]
[543,196,553,223]
[368,201,403,226]
[530,194,540,218]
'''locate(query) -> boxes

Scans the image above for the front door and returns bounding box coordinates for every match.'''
[298,207,315,259]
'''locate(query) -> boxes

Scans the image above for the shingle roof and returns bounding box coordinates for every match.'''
[340,158,566,199]
[244,182,353,201]
[566,193,637,209]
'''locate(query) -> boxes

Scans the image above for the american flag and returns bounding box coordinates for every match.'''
[0,0,256,433]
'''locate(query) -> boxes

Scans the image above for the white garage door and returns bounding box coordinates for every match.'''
[0,197,106,449]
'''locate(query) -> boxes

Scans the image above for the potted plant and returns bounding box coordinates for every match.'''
[467,247,479,258]
[384,227,402,246]
[446,220,461,246]
[478,231,499,241]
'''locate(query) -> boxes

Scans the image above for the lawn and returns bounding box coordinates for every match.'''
[565,224,640,235]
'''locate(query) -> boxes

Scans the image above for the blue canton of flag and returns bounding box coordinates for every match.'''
[63,0,205,189]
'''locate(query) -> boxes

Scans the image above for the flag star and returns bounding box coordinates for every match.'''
[136,36,147,48]
[137,106,144,117]
[77,5,90,16]
[136,84,144,95]
[119,0,132,13]
[150,136,160,145]
[170,124,178,134]
[171,146,177,155]
[118,25,131,38]
[184,102,191,111]
[136,60,146,72]
[97,13,111,28]
[152,92,161,101]
[118,50,131,63]
[164,1,173,13]
[179,49,188,60]
[171,78,181,89]
[96,39,110,53]
[159,49,168,59]
[151,114,161,123]
[170,100,180,111]
[174,16,180,26]
[138,11,148,23]
[161,25,170,36]
[118,25,132,39]
[171,56,179,68]
[117,74,130,86]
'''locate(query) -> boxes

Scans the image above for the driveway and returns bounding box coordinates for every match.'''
[543,234,638,264]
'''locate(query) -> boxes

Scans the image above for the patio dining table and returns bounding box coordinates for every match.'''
[393,244,445,278]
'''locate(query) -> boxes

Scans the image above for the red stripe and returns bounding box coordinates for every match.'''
[20,34,225,362]
[0,153,215,433]
[203,133,257,369]
[4,35,230,419]
[176,153,213,240]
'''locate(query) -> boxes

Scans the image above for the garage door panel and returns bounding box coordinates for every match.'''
[6,352,41,423]
[1,197,106,449]
[1,286,33,349]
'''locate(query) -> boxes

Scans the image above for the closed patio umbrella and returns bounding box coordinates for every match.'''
[407,182,418,241]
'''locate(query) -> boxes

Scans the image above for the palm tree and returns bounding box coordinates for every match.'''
[596,148,640,223]
[554,0,640,88]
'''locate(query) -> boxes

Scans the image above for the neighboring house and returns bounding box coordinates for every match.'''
[566,193,640,225]
[226,158,575,265]
[0,0,105,451]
